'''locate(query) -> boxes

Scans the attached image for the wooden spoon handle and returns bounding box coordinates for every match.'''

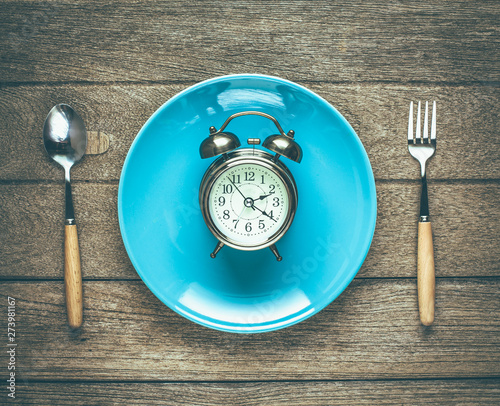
[417,221,435,326]
[64,224,83,328]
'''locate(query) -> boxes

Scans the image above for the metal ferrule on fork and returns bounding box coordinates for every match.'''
[419,173,430,223]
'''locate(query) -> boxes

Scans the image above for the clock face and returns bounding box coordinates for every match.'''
[208,162,291,248]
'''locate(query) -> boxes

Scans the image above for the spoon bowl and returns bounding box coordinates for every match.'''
[43,104,87,328]
[43,104,87,170]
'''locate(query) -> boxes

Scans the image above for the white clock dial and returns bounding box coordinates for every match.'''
[208,163,290,247]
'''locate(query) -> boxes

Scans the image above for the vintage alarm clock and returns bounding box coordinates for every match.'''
[199,111,303,261]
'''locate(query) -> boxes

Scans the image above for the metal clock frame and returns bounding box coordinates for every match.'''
[199,110,303,260]
[199,148,298,253]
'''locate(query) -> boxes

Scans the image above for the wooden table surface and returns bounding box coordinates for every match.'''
[1,1,499,405]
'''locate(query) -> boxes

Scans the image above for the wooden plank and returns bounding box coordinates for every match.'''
[0,183,133,279]
[0,83,498,181]
[366,181,500,278]
[0,1,498,84]
[13,380,500,405]
[0,182,498,279]
[0,279,498,381]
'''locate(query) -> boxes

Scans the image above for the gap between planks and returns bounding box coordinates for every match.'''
[1,179,499,185]
[15,376,500,384]
[1,79,500,89]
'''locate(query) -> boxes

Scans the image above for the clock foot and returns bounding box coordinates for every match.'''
[270,244,283,261]
[210,241,225,258]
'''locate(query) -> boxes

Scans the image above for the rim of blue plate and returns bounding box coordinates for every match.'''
[118,73,377,333]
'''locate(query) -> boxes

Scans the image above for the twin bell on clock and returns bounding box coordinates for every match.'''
[199,111,303,261]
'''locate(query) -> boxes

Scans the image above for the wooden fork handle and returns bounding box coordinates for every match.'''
[65,224,83,328]
[417,221,435,326]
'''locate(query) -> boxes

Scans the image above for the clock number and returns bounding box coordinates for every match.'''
[261,175,265,184]
[231,174,241,184]
[269,184,275,193]
[259,220,265,229]
[245,171,255,182]
[233,219,239,228]
[222,184,233,194]
[273,197,280,207]
[268,210,274,219]
[245,222,252,232]
[218,196,225,206]
[223,210,230,220]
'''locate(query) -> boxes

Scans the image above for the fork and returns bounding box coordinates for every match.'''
[408,101,436,326]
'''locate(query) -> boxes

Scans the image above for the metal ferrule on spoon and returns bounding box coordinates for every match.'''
[65,167,76,225]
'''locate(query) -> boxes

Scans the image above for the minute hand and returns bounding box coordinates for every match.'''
[227,177,247,200]
[251,203,277,222]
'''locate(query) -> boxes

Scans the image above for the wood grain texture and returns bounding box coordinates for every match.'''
[0,1,498,84]
[0,182,498,279]
[417,221,435,326]
[12,380,500,405]
[0,0,498,403]
[0,279,498,380]
[64,224,83,328]
[0,183,132,278]
[0,83,498,181]
[85,130,110,155]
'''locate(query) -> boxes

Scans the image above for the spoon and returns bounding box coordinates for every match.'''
[43,104,87,328]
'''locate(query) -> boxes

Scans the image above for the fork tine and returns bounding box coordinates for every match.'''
[408,101,414,142]
[416,101,421,142]
[431,101,436,140]
[423,101,429,140]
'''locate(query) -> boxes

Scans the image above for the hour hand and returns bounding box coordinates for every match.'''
[255,193,273,201]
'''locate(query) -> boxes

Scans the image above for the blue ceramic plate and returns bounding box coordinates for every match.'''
[118,74,376,333]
